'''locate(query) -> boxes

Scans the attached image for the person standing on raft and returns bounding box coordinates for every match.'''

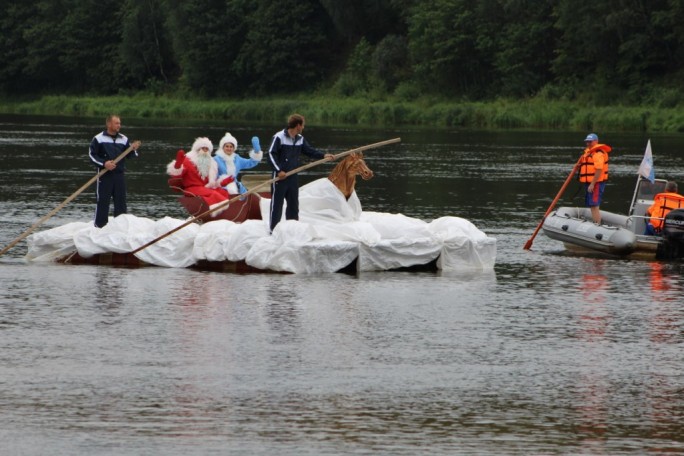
[88,114,141,228]
[578,133,612,224]
[267,114,334,232]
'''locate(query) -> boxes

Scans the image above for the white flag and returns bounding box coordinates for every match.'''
[638,139,655,183]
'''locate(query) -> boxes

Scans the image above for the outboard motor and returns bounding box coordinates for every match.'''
[656,209,684,260]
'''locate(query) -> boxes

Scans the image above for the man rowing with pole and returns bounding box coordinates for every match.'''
[267,113,334,233]
[88,114,141,228]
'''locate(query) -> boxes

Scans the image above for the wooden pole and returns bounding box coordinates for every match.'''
[131,137,401,255]
[0,143,140,257]
[523,154,583,250]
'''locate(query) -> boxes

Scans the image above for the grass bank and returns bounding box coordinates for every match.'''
[1,94,683,132]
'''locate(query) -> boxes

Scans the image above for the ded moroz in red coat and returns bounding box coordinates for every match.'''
[167,138,229,208]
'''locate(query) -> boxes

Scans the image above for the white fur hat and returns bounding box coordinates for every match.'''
[219,132,238,150]
[191,137,213,152]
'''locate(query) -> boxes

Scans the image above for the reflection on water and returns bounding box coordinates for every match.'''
[2,116,684,454]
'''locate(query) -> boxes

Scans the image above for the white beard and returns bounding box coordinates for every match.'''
[193,152,213,180]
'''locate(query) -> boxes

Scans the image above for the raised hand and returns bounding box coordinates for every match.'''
[251,136,261,152]
[174,149,186,169]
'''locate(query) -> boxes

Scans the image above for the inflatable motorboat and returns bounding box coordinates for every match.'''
[542,178,684,260]
[543,207,638,255]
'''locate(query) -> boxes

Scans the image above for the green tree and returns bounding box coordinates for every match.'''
[488,0,556,97]
[0,0,133,94]
[332,38,373,96]
[319,0,408,43]
[0,1,78,93]
[658,0,684,68]
[233,0,336,94]
[372,34,410,91]
[604,0,676,86]
[166,0,250,96]
[1,0,683,103]
[120,0,178,90]
[58,0,131,93]
[552,0,681,101]
[407,0,493,97]
[0,2,37,93]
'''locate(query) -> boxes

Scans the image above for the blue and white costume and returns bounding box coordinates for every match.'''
[213,132,262,194]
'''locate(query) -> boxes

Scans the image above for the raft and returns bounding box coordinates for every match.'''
[26,177,497,274]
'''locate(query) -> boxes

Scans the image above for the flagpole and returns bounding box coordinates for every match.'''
[629,139,653,216]
[628,176,644,216]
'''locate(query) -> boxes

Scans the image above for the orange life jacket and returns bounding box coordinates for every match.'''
[578,144,611,183]
[648,192,684,230]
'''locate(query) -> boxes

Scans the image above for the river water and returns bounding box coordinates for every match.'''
[1,115,683,455]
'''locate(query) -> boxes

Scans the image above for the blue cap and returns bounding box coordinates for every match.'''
[584,133,598,142]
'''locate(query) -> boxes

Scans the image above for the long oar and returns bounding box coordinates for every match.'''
[0,143,140,257]
[523,154,583,250]
[131,137,401,255]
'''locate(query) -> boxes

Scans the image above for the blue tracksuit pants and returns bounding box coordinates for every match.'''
[94,171,127,228]
[269,174,299,232]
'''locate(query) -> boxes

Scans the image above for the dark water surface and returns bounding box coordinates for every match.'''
[1,115,684,455]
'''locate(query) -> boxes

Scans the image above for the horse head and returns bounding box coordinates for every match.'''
[328,152,374,199]
[351,152,374,181]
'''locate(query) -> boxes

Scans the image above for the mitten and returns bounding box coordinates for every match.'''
[251,136,261,152]
[220,175,235,186]
[174,149,186,169]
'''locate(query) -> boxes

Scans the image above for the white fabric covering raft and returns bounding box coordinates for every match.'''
[25,178,496,273]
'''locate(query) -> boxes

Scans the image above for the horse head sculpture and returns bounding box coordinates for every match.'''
[328,151,374,199]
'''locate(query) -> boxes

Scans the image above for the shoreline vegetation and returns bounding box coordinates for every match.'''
[0,94,683,132]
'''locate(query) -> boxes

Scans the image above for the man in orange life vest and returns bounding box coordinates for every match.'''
[578,133,612,224]
[645,181,684,235]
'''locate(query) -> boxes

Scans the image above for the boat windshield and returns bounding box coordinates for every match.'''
[636,179,667,200]
[628,178,668,219]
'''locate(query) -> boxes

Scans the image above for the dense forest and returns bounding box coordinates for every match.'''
[1,0,683,107]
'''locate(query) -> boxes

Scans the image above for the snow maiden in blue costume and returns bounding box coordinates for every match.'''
[213,132,263,194]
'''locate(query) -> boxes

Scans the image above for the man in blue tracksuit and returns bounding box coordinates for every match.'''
[88,114,140,227]
[267,113,333,233]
